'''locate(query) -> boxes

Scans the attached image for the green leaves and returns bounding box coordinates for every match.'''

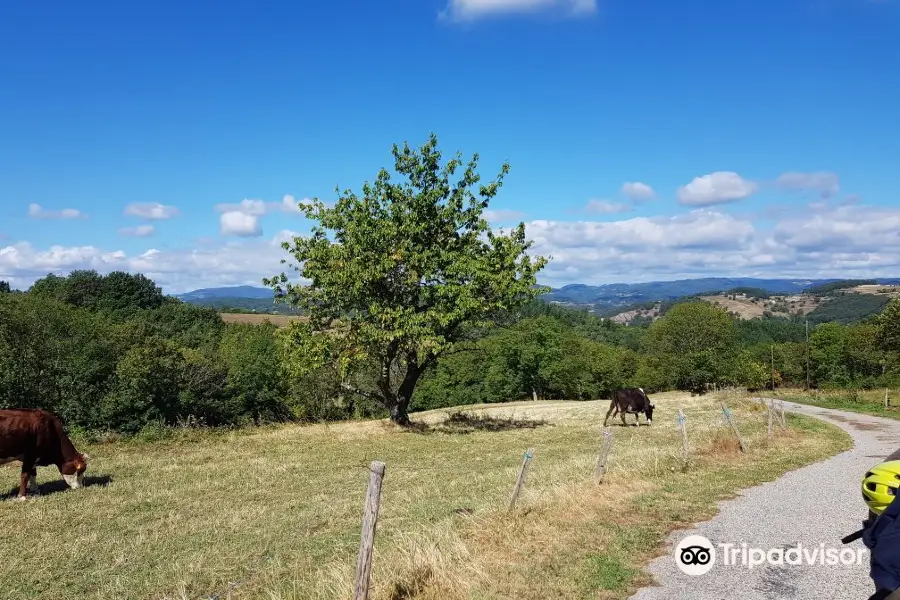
[266,134,547,422]
[645,302,740,392]
[876,298,900,355]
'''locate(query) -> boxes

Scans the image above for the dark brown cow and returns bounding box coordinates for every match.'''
[0,408,89,499]
[603,387,655,427]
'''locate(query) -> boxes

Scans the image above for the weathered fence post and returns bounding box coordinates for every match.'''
[353,461,386,600]
[595,429,613,483]
[508,448,535,511]
[721,404,747,453]
[885,388,890,410]
[778,399,787,430]
[767,400,774,438]
[678,409,689,462]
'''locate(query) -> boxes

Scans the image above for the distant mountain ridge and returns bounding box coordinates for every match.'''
[540,277,833,308]
[174,277,900,313]
[176,285,275,301]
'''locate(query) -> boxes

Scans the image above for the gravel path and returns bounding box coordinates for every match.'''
[629,399,900,600]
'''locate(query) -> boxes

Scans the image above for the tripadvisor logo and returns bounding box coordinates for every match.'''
[674,535,716,576]
[673,534,868,576]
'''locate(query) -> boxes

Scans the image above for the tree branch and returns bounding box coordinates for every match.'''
[340,383,382,402]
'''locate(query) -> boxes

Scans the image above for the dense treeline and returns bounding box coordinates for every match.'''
[0,271,385,437]
[416,298,900,409]
[805,279,876,296]
[2,270,899,436]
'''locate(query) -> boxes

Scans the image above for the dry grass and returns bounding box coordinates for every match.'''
[219,313,304,327]
[0,391,849,600]
[772,387,900,420]
[701,294,818,319]
[850,284,900,297]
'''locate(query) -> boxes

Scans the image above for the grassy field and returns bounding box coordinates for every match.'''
[771,387,900,420]
[219,313,303,327]
[0,391,849,600]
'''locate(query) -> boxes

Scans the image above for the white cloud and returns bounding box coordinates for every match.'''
[124,202,180,220]
[220,211,262,237]
[620,182,656,202]
[5,203,900,296]
[773,205,900,252]
[775,171,840,199]
[119,225,155,238]
[584,199,632,214]
[441,0,596,21]
[27,203,83,220]
[215,195,305,216]
[0,230,302,294]
[677,172,758,207]
[484,209,527,222]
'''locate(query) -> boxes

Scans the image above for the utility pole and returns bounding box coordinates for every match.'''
[771,344,776,391]
[805,319,811,392]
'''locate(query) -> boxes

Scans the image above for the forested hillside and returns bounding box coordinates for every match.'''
[3,269,899,438]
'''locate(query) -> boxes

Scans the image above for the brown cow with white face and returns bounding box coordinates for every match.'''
[0,408,89,499]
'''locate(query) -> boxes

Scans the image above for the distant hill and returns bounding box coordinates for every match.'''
[176,285,274,301]
[173,277,900,318]
[540,277,837,311]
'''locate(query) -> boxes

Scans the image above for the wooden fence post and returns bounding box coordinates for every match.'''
[721,404,747,453]
[595,430,613,483]
[767,400,774,438]
[778,399,787,430]
[885,388,890,410]
[508,448,535,511]
[677,409,689,462]
[353,461,386,600]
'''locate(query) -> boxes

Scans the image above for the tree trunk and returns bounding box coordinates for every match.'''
[383,354,428,426]
[388,402,411,426]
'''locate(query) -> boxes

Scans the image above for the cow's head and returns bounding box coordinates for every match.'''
[645,403,655,425]
[60,453,89,489]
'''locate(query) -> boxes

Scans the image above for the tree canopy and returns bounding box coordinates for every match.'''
[265,133,548,424]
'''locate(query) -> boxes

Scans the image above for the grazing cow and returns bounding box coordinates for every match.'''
[603,387,655,427]
[0,408,89,499]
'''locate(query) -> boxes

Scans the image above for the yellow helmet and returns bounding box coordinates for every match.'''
[862,460,900,515]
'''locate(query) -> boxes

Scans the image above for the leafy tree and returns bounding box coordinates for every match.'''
[60,269,105,309]
[265,134,548,424]
[0,280,10,293]
[220,323,291,425]
[876,299,900,355]
[98,336,185,433]
[28,273,68,299]
[843,323,884,385]
[98,271,165,312]
[645,302,740,393]
[809,322,850,387]
[736,353,770,391]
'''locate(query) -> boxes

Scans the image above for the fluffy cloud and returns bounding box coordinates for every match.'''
[0,231,301,294]
[441,0,596,21]
[220,211,262,237]
[584,199,632,214]
[775,171,840,199]
[677,172,758,207]
[4,203,900,295]
[620,182,656,202]
[119,225,155,238]
[124,202,179,220]
[27,203,83,220]
[214,195,305,216]
[483,209,527,222]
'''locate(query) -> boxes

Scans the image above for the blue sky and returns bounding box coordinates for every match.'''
[2,0,899,293]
